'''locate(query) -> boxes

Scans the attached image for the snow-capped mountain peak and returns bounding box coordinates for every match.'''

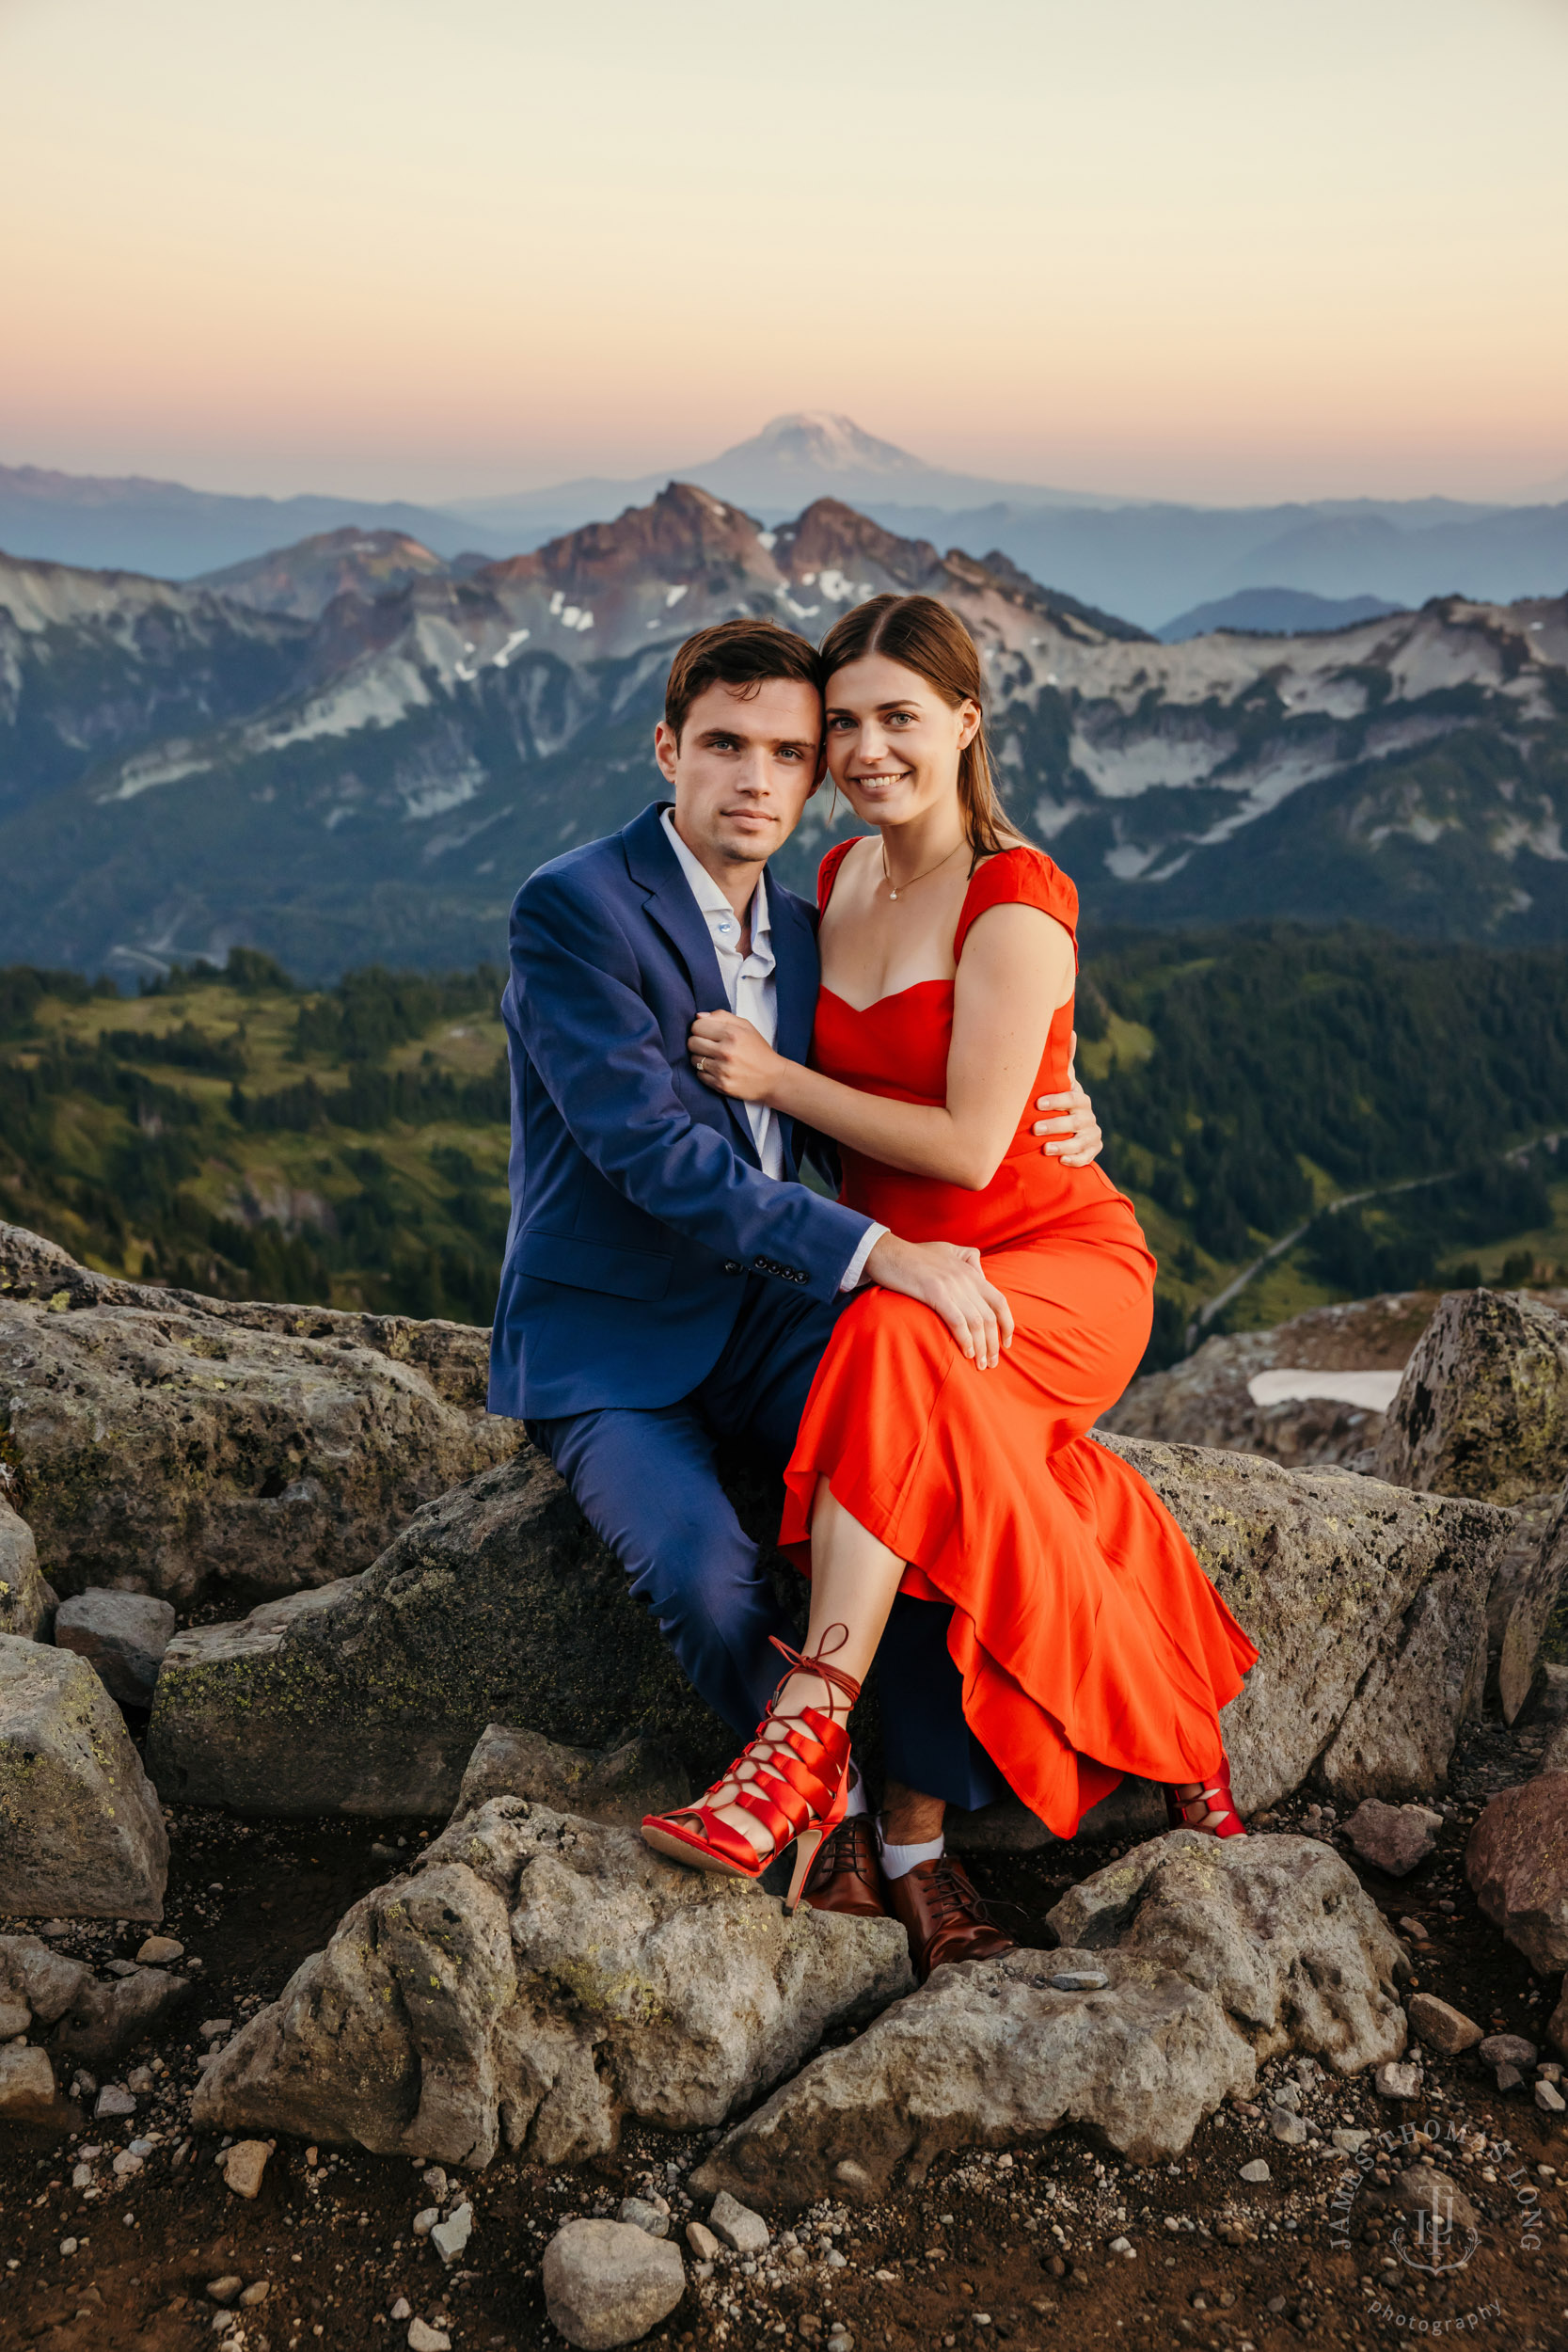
[729,413,928,479]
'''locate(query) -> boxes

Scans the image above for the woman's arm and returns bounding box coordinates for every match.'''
[689,903,1075,1190]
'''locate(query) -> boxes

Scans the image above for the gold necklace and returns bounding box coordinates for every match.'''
[880,835,966,902]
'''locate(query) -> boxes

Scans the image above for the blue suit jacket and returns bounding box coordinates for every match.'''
[487,801,873,1419]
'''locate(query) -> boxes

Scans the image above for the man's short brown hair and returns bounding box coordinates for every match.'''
[663,616,821,741]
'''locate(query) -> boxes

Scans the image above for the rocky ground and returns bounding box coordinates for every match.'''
[3,1715,1565,2352]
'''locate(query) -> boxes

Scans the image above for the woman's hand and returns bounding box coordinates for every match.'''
[863,1233,1015,1370]
[689,1011,790,1105]
[1033,1035,1103,1166]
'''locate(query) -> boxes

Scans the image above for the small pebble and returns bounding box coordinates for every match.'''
[1479,2032,1539,2069]
[206,2278,244,2307]
[429,2202,473,2266]
[619,2197,670,2238]
[709,2189,769,2255]
[687,2220,721,2261]
[94,2087,135,2120]
[407,2324,450,2352]
[59,2238,78,2258]
[1239,2159,1271,2185]
[240,2282,270,2307]
[135,1935,184,1965]
[1052,1971,1109,1992]
[222,2140,271,2200]
[412,2206,439,2238]
[389,2300,412,2323]
[1537,2078,1567,2114]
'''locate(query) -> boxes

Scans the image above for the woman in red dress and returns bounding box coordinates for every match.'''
[642,595,1257,1949]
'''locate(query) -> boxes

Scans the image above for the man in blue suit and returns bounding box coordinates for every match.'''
[489,616,1100,1943]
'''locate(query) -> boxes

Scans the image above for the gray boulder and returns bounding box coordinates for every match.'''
[0,1496,50,1640]
[1373,1288,1568,1717]
[452,1725,689,1831]
[0,1220,516,1609]
[1501,1491,1568,1727]
[190,1797,912,2168]
[55,1591,177,1708]
[691,1832,1405,2206]
[1374,1287,1568,1505]
[1465,1772,1568,1974]
[149,1449,791,1815]
[1098,1435,1509,1814]
[0,1636,168,1919]
[150,1434,1513,1824]
[543,2220,686,2350]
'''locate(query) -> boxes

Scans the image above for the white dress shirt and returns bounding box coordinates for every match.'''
[661,808,883,1291]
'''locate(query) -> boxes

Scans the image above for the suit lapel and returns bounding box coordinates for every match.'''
[768,882,822,1183]
[768,882,821,1073]
[621,803,758,1166]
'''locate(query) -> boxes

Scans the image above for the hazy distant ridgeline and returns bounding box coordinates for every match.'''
[3,484,1568,983]
[6,414,1568,626]
[8,930,1568,1362]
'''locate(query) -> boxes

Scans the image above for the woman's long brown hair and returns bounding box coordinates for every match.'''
[818,593,1014,857]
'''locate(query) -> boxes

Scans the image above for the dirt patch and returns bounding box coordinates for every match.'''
[4,1724,1567,2352]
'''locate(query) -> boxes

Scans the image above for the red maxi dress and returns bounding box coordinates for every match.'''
[778,841,1257,1837]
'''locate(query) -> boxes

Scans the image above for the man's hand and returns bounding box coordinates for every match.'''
[864,1233,1015,1370]
[1033,1033,1103,1167]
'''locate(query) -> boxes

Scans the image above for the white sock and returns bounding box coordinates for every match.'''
[844,1762,869,1819]
[876,1820,944,1882]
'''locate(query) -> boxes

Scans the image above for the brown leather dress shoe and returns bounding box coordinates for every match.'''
[885,1852,1016,1980]
[800,1817,890,1919]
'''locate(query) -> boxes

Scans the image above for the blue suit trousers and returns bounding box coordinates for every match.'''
[531,1273,1005,1810]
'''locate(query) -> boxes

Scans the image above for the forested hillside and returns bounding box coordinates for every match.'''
[0,954,510,1324]
[7,928,1568,1359]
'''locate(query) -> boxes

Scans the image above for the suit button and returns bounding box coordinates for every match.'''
[722,1261,741,1275]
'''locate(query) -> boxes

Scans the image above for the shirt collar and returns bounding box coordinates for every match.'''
[660,805,770,948]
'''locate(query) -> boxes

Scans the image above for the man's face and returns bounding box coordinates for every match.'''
[654,677,822,871]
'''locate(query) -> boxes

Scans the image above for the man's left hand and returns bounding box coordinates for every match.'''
[1032,1033,1103,1166]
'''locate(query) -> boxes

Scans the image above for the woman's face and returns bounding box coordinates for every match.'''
[823,652,980,831]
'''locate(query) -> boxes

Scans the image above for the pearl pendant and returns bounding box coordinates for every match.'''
[888,888,898,901]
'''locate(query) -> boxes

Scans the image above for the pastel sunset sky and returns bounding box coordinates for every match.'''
[5,0,1566,505]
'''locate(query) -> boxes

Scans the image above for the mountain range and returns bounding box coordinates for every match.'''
[3,484,1568,980]
[5,414,1566,629]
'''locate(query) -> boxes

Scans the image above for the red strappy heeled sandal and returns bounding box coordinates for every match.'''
[1164,1753,1247,1838]
[641,1626,860,1911]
